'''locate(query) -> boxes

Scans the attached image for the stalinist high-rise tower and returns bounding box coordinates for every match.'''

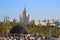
[20,6,30,24]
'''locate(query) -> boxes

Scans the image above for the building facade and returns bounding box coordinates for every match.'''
[4,16,10,23]
[20,7,30,24]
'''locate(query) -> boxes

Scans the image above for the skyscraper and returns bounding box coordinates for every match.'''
[20,7,30,24]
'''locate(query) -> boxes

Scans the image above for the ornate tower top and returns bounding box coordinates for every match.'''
[23,3,27,13]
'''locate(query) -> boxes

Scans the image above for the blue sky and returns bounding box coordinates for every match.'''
[0,0,60,21]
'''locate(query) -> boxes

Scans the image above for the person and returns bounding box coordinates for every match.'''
[23,36,27,40]
[27,36,30,40]
[20,35,23,40]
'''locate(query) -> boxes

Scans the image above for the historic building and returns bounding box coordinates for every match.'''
[20,7,30,24]
[4,16,10,23]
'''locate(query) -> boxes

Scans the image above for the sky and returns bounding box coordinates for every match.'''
[0,0,60,21]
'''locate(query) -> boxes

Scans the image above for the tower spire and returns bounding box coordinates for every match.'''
[24,2,26,11]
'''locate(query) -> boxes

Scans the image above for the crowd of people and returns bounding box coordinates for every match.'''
[0,33,60,40]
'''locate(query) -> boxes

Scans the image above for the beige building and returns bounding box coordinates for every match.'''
[4,16,10,23]
[30,20,39,25]
[20,7,30,24]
